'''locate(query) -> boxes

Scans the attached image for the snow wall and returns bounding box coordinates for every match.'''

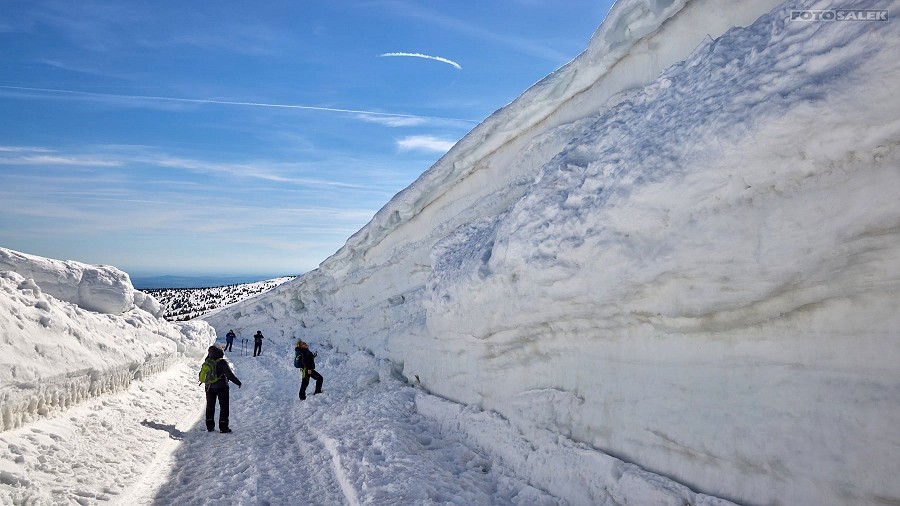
[0,247,162,316]
[204,0,900,504]
[0,247,215,432]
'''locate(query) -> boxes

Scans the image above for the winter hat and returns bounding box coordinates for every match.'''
[207,346,224,359]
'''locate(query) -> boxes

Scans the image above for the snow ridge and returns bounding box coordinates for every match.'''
[0,251,215,432]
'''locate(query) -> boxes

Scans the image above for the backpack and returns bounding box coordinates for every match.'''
[293,351,303,369]
[199,358,222,385]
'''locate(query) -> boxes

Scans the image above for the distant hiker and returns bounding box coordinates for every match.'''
[224,329,236,352]
[253,330,264,357]
[295,340,323,400]
[200,345,242,433]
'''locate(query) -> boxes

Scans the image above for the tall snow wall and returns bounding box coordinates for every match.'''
[204,0,900,504]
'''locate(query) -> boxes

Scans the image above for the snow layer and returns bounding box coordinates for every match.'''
[205,0,900,504]
[0,247,161,316]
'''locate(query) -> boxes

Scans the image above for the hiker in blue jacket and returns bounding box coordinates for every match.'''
[295,340,323,400]
[203,346,242,433]
[224,329,236,352]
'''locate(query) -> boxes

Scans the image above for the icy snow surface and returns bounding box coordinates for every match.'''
[204,0,900,504]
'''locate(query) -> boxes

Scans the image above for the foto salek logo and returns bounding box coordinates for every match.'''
[791,9,889,21]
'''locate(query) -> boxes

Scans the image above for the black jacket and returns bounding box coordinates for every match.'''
[296,346,317,370]
[205,347,241,389]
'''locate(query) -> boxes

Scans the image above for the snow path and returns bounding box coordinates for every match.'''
[135,349,349,506]
[132,342,569,505]
[0,363,200,505]
[2,341,575,505]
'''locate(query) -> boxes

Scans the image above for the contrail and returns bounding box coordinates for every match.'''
[0,85,478,123]
[379,52,462,70]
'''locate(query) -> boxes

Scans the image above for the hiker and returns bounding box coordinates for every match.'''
[224,329,236,352]
[253,330,264,357]
[295,340,323,400]
[202,345,241,433]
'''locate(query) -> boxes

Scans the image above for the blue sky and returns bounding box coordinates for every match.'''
[0,0,613,277]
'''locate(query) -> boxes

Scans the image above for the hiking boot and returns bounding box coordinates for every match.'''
[299,391,306,400]
[220,428,232,433]
[206,420,215,432]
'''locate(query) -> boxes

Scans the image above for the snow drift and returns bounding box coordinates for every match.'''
[0,247,214,432]
[0,247,162,316]
[210,0,899,504]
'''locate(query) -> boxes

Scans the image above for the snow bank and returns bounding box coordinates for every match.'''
[205,0,900,504]
[0,251,216,432]
[416,393,736,506]
[0,247,161,316]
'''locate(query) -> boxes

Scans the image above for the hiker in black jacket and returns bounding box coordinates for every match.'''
[204,345,242,433]
[252,330,264,357]
[295,340,323,400]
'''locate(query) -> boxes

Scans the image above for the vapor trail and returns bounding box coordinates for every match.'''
[0,85,477,123]
[379,52,462,70]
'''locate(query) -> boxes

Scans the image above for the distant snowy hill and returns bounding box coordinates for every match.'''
[145,277,293,321]
[204,0,900,505]
[132,274,292,289]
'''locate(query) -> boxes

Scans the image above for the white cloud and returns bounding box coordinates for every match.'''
[379,52,462,70]
[0,153,123,167]
[0,146,55,153]
[356,114,427,127]
[396,135,456,153]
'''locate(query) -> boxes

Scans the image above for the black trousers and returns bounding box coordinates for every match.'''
[300,369,323,398]
[224,340,233,352]
[205,387,230,430]
[253,342,262,356]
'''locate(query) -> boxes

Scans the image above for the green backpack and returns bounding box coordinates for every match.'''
[198,358,222,385]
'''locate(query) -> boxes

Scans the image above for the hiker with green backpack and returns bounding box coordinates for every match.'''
[199,345,242,433]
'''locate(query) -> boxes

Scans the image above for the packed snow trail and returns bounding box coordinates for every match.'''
[120,341,568,505]
[0,363,201,505]
[143,349,348,505]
